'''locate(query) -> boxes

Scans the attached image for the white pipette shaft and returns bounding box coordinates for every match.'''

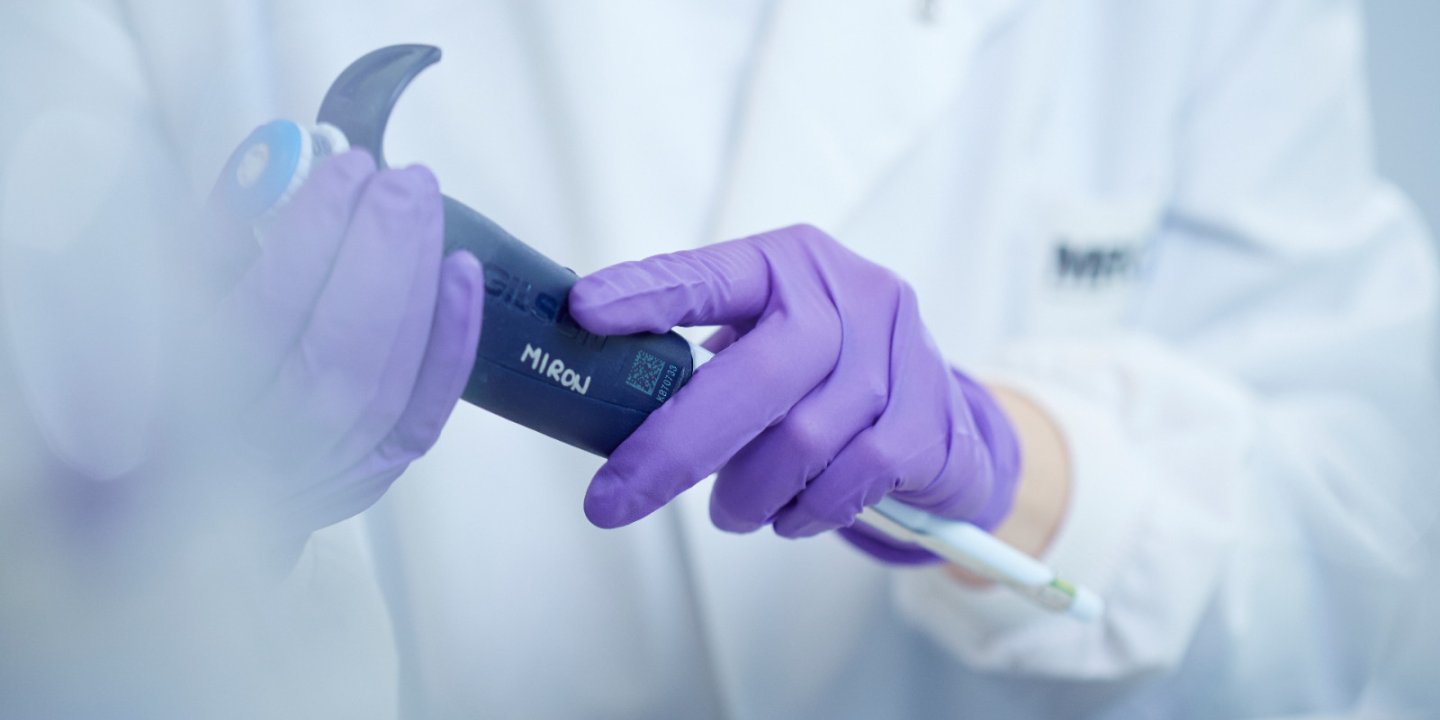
[859,498,1102,621]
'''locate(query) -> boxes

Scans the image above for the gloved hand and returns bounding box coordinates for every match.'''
[569,224,1020,563]
[176,149,483,559]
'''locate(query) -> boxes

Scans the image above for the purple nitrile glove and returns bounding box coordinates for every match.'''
[569,224,1021,564]
[177,149,483,558]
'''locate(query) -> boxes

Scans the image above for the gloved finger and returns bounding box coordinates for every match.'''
[770,348,955,539]
[282,465,406,537]
[709,274,904,532]
[880,330,1008,520]
[891,394,995,513]
[568,235,778,334]
[768,430,910,540]
[207,150,377,395]
[835,525,940,565]
[304,174,446,477]
[701,325,741,353]
[926,370,1021,529]
[584,312,840,528]
[245,166,440,468]
[707,391,864,533]
[363,250,484,466]
[709,347,889,533]
[291,251,482,512]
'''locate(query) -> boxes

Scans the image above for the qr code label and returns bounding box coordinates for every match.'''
[626,350,665,396]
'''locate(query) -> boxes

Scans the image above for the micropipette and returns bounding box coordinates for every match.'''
[215,44,1103,622]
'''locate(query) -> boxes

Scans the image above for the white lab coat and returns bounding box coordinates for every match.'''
[2,0,1437,718]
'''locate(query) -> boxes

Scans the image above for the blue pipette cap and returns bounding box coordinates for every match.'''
[214,119,348,222]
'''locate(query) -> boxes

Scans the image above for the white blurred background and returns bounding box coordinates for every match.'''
[1366,0,1440,233]
[1362,2,1440,712]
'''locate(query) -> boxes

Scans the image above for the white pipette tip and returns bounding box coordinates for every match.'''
[864,496,1104,621]
[1069,586,1105,623]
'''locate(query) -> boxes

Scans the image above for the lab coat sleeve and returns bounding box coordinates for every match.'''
[893,0,1440,680]
[0,5,399,715]
[0,0,187,480]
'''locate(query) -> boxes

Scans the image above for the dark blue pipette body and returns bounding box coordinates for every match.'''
[323,45,699,456]
[221,45,698,456]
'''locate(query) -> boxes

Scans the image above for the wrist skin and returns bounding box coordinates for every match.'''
[946,384,1072,585]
